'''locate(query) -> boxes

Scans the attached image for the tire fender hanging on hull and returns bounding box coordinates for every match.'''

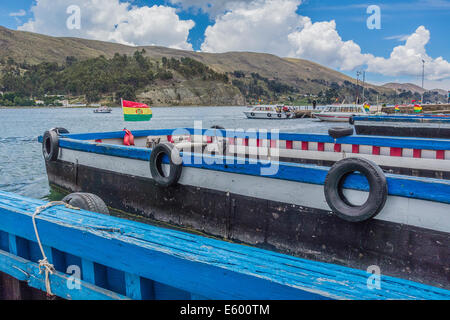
[150,143,183,187]
[42,128,69,162]
[324,158,388,222]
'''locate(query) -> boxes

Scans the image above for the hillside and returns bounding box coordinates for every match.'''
[382,83,427,94]
[382,82,447,104]
[0,26,405,106]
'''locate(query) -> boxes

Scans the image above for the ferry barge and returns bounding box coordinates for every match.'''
[352,114,450,139]
[39,127,450,289]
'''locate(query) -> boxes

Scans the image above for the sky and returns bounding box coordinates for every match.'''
[1,0,450,90]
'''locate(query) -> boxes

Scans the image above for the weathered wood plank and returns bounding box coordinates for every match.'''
[0,249,128,300]
[125,273,142,300]
[0,191,448,300]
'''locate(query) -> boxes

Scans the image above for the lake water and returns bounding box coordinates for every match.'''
[0,106,337,199]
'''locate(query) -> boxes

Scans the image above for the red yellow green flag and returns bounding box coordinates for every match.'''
[122,99,152,122]
[395,105,400,112]
[414,104,422,113]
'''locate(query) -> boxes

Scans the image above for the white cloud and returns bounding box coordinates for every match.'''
[287,17,373,70]
[18,0,195,50]
[384,34,410,41]
[201,0,304,56]
[367,26,450,81]
[9,9,27,17]
[200,0,450,83]
[201,0,371,70]
[169,0,254,18]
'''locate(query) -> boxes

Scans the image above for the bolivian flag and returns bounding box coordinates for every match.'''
[414,104,423,113]
[122,99,152,122]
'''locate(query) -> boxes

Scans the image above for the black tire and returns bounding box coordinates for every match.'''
[349,116,355,125]
[277,114,281,118]
[53,127,70,135]
[150,143,183,187]
[328,127,353,139]
[42,130,60,161]
[324,158,388,222]
[267,113,272,118]
[62,193,110,215]
[250,112,255,117]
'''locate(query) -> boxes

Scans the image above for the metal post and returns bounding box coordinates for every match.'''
[362,71,366,103]
[421,60,425,104]
[356,71,361,104]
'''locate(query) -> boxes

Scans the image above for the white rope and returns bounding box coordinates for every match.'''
[32,201,79,296]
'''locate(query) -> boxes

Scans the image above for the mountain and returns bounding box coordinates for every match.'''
[0,26,397,106]
[382,83,427,94]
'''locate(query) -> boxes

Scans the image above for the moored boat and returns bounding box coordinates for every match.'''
[244,105,293,119]
[93,106,112,113]
[313,105,370,122]
[39,127,450,289]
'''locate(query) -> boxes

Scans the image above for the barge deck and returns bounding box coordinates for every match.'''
[0,191,448,300]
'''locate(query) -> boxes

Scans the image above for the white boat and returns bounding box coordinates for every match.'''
[313,105,369,122]
[244,105,293,119]
[93,106,112,114]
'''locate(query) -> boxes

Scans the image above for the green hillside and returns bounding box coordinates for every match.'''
[0,26,410,106]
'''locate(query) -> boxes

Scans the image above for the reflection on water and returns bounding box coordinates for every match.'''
[0,106,337,199]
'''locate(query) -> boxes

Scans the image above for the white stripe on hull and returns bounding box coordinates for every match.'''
[59,148,450,234]
[224,147,450,171]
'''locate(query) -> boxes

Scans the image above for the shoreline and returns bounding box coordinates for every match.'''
[0,105,249,109]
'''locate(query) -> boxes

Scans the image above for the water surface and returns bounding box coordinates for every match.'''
[0,106,336,199]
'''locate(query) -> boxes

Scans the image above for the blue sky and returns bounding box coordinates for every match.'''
[1,0,450,89]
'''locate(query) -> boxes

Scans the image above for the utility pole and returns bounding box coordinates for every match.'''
[421,59,425,104]
[356,71,361,104]
[362,71,366,103]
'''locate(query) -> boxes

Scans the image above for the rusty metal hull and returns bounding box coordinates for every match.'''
[45,159,450,289]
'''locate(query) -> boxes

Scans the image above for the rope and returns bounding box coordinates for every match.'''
[32,201,79,296]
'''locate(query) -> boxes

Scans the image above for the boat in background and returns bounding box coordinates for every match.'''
[244,105,293,119]
[352,114,450,139]
[93,106,112,114]
[313,105,370,122]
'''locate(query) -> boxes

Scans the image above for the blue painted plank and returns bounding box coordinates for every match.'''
[81,259,96,284]
[0,248,129,300]
[9,234,29,259]
[0,230,8,252]
[0,191,448,300]
[60,138,151,161]
[125,273,142,300]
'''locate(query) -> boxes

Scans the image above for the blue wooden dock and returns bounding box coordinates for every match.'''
[0,191,448,300]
